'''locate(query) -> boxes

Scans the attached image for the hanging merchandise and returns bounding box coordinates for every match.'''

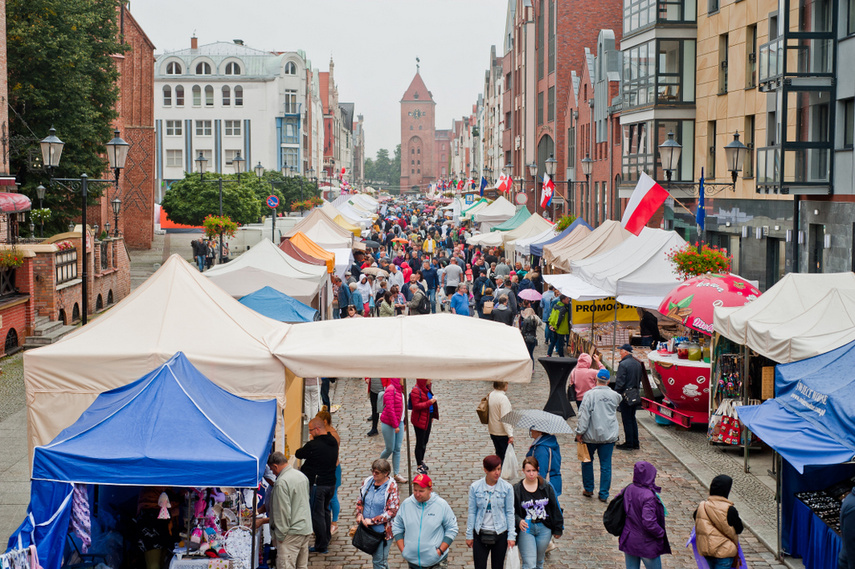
[716,354,742,399]
[0,548,35,569]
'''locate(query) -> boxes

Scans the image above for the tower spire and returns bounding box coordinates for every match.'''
[416,57,420,73]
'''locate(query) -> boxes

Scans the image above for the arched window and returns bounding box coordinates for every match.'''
[205,85,214,106]
[284,61,297,75]
[234,86,243,106]
[196,61,212,75]
[163,85,172,106]
[175,85,185,106]
[192,85,201,106]
[411,149,414,154]
[411,160,415,165]
[222,86,231,106]
[166,61,182,75]
[224,61,241,75]
[417,148,421,154]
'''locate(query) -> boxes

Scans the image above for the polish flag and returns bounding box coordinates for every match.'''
[493,174,507,192]
[621,172,670,235]
[540,174,555,208]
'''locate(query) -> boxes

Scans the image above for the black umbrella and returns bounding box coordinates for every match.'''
[363,240,381,248]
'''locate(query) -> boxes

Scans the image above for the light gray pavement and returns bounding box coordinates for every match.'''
[0,232,798,569]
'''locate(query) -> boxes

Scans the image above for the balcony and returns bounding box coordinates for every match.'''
[756,146,831,194]
[758,37,834,91]
[758,38,783,89]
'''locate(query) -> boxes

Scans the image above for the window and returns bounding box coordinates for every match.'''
[175,85,185,106]
[282,117,299,144]
[548,0,555,74]
[707,120,716,178]
[718,34,729,94]
[225,120,241,136]
[547,86,555,122]
[196,120,212,136]
[234,86,243,106]
[195,62,212,75]
[538,0,545,79]
[285,90,297,113]
[197,149,213,165]
[746,25,757,88]
[281,147,299,171]
[844,99,855,148]
[163,85,172,106]
[225,149,241,165]
[537,91,544,125]
[505,72,512,90]
[709,0,719,14]
[165,120,182,136]
[656,40,695,104]
[224,62,241,75]
[166,61,182,75]
[192,85,201,106]
[849,0,855,34]
[284,61,297,75]
[623,41,655,108]
[417,148,421,154]
[411,169,415,174]
[568,124,576,168]
[205,85,214,106]
[743,115,755,177]
[166,149,182,167]
[222,86,231,106]
[411,160,415,165]
[411,148,415,154]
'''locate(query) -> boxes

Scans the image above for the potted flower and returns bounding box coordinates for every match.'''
[30,208,51,224]
[0,249,24,269]
[666,242,732,280]
[202,215,238,239]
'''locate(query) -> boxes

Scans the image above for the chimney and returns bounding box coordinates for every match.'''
[191,36,198,50]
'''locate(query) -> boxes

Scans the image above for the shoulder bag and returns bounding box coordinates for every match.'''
[352,485,385,554]
[476,392,490,424]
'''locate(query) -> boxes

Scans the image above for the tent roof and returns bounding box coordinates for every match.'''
[542,273,612,301]
[206,267,321,303]
[513,228,558,258]
[240,286,318,323]
[714,272,855,362]
[543,219,630,270]
[319,200,358,225]
[530,218,593,257]
[462,198,489,213]
[281,209,353,249]
[333,214,361,236]
[280,239,326,267]
[461,200,490,220]
[474,196,516,223]
[570,228,687,309]
[205,238,327,283]
[267,314,532,383]
[24,255,289,450]
[466,231,505,247]
[288,232,335,272]
[32,352,276,487]
[491,206,531,232]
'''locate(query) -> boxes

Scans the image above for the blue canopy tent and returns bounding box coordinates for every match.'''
[240,286,319,323]
[529,218,593,257]
[739,340,855,563]
[8,352,277,569]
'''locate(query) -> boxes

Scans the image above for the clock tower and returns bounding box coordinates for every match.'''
[400,67,436,194]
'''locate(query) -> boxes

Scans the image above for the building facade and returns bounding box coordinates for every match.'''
[399,71,437,192]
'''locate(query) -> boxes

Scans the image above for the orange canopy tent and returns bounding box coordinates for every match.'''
[280,239,326,268]
[288,232,335,273]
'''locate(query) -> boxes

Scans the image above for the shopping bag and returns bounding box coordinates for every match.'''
[686,527,747,569]
[502,444,519,480]
[504,545,521,569]
[577,441,591,463]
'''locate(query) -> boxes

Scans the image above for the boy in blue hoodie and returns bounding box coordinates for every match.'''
[393,474,459,568]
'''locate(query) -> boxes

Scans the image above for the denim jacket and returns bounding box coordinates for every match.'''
[466,477,517,541]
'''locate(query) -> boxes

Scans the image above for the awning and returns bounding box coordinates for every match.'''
[0,192,31,213]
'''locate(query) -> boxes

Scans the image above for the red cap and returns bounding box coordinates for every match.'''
[413,474,433,488]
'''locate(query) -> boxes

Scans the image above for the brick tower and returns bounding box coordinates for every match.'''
[399,65,436,194]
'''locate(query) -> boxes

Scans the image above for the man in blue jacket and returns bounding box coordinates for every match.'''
[421,260,439,313]
[393,474,458,569]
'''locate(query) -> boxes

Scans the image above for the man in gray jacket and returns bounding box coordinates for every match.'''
[267,452,313,569]
[575,370,622,503]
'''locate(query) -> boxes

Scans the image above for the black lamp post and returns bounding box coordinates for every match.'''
[197,150,245,263]
[35,184,46,237]
[41,126,129,325]
[527,162,537,212]
[111,198,122,237]
[580,154,594,219]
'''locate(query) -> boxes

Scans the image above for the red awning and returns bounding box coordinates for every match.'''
[0,192,31,214]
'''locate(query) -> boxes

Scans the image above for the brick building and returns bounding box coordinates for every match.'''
[399,71,437,193]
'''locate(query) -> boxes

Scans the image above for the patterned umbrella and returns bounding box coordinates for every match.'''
[659,273,761,336]
[500,409,575,435]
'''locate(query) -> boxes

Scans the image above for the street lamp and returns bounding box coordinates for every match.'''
[723,131,749,184]
[105,221,110,235]
[527,162,537,211]
[41,127,128,324]
[195,152,208,180]
[659,132,682,182]
[35,184,46,237]
[658,130,747,185]
[254,161,264,179]
[232,152,245,181]
[111,198,122,237]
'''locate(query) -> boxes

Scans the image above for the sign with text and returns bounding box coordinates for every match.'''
[571,297,639,324]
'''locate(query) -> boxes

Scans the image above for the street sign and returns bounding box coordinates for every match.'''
[515,192,528,205]
[464,194,474,205]
[266,195,279,209]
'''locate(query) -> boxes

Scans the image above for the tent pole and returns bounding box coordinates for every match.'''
[589,301,595,345]
[251,488,258,569]
[743,344,750,473]
[611,300,618,366]
[403,378,413,495]
[776,453,783,561]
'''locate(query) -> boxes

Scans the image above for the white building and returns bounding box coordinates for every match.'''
[154,38,322,201]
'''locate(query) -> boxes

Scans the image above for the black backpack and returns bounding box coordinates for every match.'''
[417,293,430,314]
[603,491,627,536]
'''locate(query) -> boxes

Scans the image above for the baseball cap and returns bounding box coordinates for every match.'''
[597,369,611,381]
[413,474,433,488]
[619,343,633,352]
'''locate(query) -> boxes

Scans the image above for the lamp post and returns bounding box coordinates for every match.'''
[40,126,129,325]
[580,154,594,219]
[527,162,537,212]
[197,150,245,263]
[35,184,46,237]
[257,163,294,242]
[111,198,122,237]
[545,155,558,216]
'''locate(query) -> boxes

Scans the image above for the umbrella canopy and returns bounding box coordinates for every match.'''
[362,266,389,277]
[519,289,542,301]
[392,237,409,244]
[659,274,761,335]
[363,239,381,248]
[500,409,575,434]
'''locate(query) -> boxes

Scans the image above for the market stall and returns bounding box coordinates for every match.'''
[512,227,557,265]
[501,214,554,259]
[490,206,531,232]
[529,218,592,258]
[239,286,319,323]
[460,198,489,221]
[286,232,335,273]
[281,209,354,249]
[542,219,629,272]
[12,352,276,569]
[473,196,515,232]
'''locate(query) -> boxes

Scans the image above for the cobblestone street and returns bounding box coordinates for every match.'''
[307,335,787,569]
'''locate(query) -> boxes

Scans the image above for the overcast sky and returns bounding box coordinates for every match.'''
[130,0,507,159]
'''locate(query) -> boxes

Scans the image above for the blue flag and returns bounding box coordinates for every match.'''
[479,177,487,197]
[696,168,705,232]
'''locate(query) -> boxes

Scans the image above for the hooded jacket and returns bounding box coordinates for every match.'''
[619,461,671,559]
[391,491,458,567]
[526,434,562,495]
[410,379,439,430]
[694,475,743,559]
[569,353,605,402]
[380,379,404,428]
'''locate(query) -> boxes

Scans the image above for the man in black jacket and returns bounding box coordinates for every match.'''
[615,344,644,450]
[295,418,339,553]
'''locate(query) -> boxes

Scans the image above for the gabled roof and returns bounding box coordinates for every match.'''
[401,72,435,104]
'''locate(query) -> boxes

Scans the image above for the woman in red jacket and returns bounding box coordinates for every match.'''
[410,378,439,475]
[380,378,407,484]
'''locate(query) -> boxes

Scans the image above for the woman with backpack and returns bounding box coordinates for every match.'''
[520,308,543,363]
[618,461,670,569]
[478,288,496,321]
[410,379,438,475]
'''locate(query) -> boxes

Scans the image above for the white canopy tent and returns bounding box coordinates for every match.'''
[543,219,629,271]
[570,228,687,309]
[461,200,489,221]
[466,231,505,247]
[281,209,354,249]
[514,228,561,259]
[714,272,855,363]
[474,196,516,231]
[502,214,555,260]
[542,273,612,301]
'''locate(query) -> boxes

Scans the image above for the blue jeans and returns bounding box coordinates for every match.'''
[380,421,404,475]
[428,288,437,313]
[624,553,662,569]
[706,557,735,569]
[330,464,342,522]
[547,333,566,357]
[517,521,551,569]
[371,537,391,569]
[581,442,614,501]
[543,326,553,347]
[195,255,205,272]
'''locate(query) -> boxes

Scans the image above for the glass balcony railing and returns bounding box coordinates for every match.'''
[758,38,783,85]
[756,147,781,186]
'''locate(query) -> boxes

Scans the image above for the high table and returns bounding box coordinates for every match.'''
[538,357,577,419]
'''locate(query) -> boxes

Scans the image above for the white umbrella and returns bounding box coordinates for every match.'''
[501,409,575,434]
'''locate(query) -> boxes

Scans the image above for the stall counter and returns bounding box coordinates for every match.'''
[647,350,711,424]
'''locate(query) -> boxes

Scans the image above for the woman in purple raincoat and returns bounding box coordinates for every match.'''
[619,461,671,569]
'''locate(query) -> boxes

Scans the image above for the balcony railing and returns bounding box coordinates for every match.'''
[758,38,783,86]
[756,147,781,186]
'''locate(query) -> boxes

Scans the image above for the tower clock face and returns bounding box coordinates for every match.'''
[409,109,424,120]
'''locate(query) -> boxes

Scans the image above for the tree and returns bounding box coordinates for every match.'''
[249,171,320,215]
[7,0,127,233]
[392,144,402,185]
[161,173,261,226]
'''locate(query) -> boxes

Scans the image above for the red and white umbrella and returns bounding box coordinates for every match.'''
[659,273,761,335]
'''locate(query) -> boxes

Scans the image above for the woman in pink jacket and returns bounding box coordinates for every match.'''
[569,352,605,409]
[380,378,407,483]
